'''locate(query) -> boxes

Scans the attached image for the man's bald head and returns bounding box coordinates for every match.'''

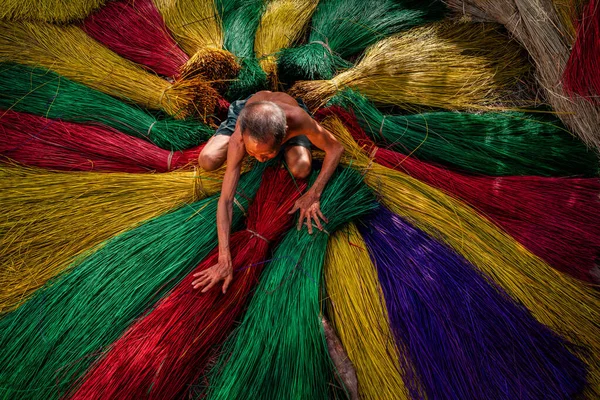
[238,101,286,147]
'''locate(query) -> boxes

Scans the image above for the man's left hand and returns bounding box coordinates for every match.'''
[288,191,328,234]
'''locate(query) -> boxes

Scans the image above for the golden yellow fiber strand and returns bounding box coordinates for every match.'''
[552,0,585,40]
[0,164,224,314]
[325,223,409,400]
[322,115,600,397]
[0,21,217,119]
[153,0,239,88]
[289,21,531,111]
[254,0,319,86]
[0,0,106,23]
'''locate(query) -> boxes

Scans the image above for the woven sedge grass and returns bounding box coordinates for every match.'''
[0,163,226,315]
[219,0,268,99]
[360,207,586,399]
[289,21,532,112]
[154,0,240,92]
[0,109,203,172]
[254,0,319,89]
[329,88,599,177]
[326,105,600,282]
[0,164,266,400]
[324,223,409,400]
[0,63,213,151]
[0,20,217,120]
[277,0,446,83]
[445,0,600,152]
[68,167,306,400]
[322,114,600,397]
[83,0,190,78]
[0,0,106,23]
[207,168,377,400]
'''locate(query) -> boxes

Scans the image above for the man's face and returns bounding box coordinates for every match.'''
[242,132,280,162]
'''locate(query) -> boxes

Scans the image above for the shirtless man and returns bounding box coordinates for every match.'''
[192,91,344,294]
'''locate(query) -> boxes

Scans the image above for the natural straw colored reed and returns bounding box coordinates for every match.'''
[0,164,224,314]
[254,0,319,87]
[0,20,217,120]
[0,0,106,23]
[324,223,409,400]
[322,115,600,397]
[289,21,532,111]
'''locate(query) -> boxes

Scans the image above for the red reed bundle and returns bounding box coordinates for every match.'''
[67,167,306,400]
[563,0,600,103]
[318,106,600,282]
[0,110,201,172]
[83,0,189,78]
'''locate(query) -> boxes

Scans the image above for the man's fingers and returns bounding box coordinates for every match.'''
[192,275,211,289]
[288,204,299,215]
[201,278,218,293]
[297,211,305,231]
[311,210,323,231]
[306,213,313,234]
[317,209,328,224]
[193,269,209,278]
[222,275,233,294]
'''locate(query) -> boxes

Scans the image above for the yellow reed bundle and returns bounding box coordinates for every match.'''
[0,20,217,120]
[255,0,319,87]
[322,115,600,396]
[153,0,239,90]
[289,21,532,111]
[0,164,224,314]
[325,223,409,400]
[0,0,106,23]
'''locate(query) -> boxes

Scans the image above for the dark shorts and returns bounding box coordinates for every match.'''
[214,96,312,149]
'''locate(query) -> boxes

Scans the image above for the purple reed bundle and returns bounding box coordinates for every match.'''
[359,206,587,400]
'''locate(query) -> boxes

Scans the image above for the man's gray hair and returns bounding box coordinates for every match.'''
[238,101,286,146]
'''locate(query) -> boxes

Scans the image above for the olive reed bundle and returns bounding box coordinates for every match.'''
[254,0,319,88]
[0,109,203,172]
[154,0,240,92]
[0,164,266,400]
[83,0,190,79]
[0,0,106,23]
[445,0,600,152]
[324,223,409,400]
[0,20,218,120]
[329,88,599,176]
[289,21,532,112]
[277,0,446,83]
[207,168,377,400]
[218,0,268,99]
[0,63,213,151]
[323,115,600,397]
[68,167,306,400]
[0,163,225,314]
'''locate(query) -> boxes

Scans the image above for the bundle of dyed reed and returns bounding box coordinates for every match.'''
[360,207,586,399]
[322,115,600,396]
[0,21,217,120]
[278,0,446,83]
[218,0,267,98]
[289,21,532,111]
[254,0,319,87]
[0,164,225,314]
[207,168,376,400]
[0,110,202,172]
[324,223,409,400]
[563,0,600,103]
[68,167,306,400]
[0,64,213,150]
[154,0,239,91]
[83,0,189,78]
[319,106,600,281]
[0,164,266,399]
[445,0,600,152]
[552,0,587,39]
[330,89,598,177]
[0,0,106,22]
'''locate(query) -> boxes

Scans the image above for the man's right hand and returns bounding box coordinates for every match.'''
[192,252,233,294]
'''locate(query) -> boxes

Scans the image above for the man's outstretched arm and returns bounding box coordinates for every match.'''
[192,126,245,293]
[288,115,344,234]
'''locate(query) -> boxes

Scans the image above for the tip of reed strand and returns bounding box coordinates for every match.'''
[258,55,279,90]
[288,79,338,112]
[180,48,241,94]
[163,77,219,121]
